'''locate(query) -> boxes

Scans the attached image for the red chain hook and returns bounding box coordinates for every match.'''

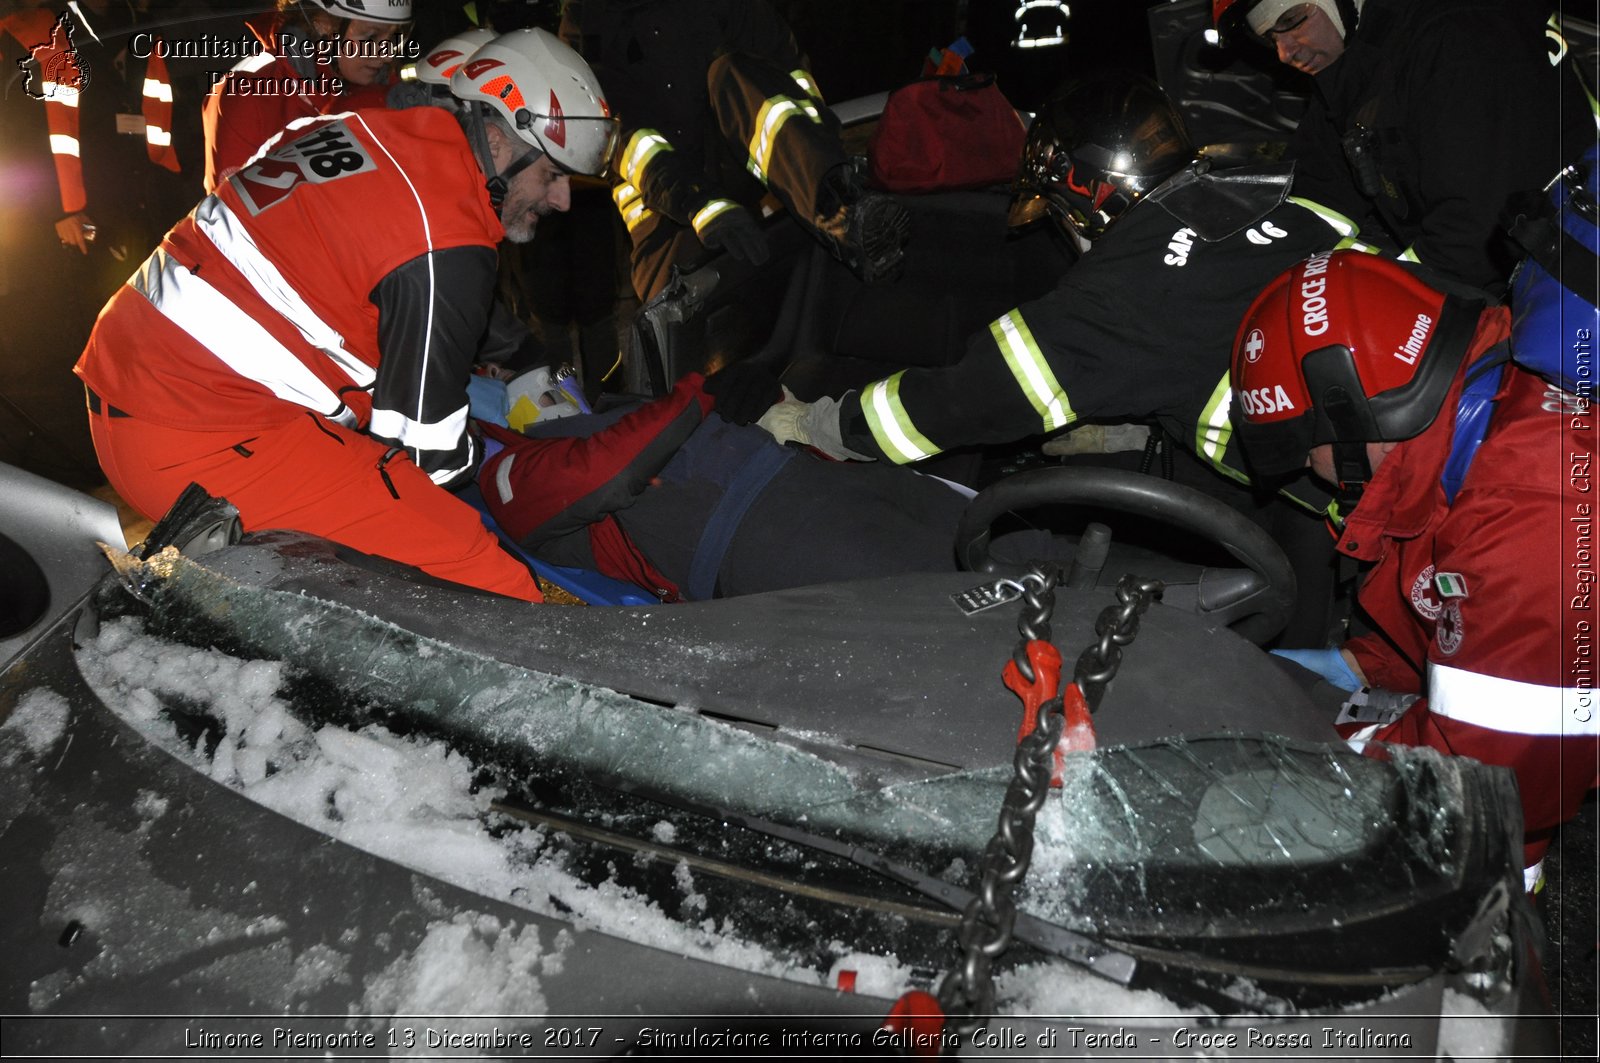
[1002,640,1096,787]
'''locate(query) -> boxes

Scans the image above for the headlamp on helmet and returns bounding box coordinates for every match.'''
[1009,70,1193,242]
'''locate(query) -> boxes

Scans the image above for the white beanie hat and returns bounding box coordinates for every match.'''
[1245,0,1361,40]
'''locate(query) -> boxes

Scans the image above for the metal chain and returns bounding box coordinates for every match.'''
[937,570,1164,1037]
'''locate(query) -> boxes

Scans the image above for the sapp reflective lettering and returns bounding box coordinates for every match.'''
[1163,227,1196,267]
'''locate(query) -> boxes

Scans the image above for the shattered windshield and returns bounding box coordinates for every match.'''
[73,547,1515,1011]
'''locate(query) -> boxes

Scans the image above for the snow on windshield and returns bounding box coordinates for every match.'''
[74,617,878,1000]
[69,547,1483,1019]
[73,611,1194,1018]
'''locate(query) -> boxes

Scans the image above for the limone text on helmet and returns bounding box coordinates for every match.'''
[1237,385,1296,417]
[1392,313,1434,365]
[1298,253,1333,337]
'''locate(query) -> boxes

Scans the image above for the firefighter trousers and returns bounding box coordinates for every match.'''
[628,51,848,302]
[88,401,542,602]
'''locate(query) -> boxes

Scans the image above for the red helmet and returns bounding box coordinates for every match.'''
[1229,251,1479,480]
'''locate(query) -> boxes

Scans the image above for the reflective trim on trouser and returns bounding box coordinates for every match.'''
[88,407,540,601]
[788,68,823,102]
[744,95,823,184]
[707,52,844,223]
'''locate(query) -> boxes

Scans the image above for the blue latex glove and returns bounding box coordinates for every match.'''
[1271,647,1363,692]
[466,374,510,427]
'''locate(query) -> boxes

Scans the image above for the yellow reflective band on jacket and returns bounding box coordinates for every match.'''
[1287,196,1382,253]
[611,180,652,231]
[746,95,822,183]
[692,198,739,235]
[990,311,1073,431]
[620,129,673,187]
[1194,371,1251,485]
[789,68,823,102]
[1399,246,1421,263]
[1200,370,1339,517]
[861,372,939,464]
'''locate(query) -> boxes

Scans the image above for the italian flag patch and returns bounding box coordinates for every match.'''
[1434,572,1469,599]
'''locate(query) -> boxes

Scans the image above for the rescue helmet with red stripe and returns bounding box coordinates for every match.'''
[416,27,496,86]
[1229,251,1480,485]
[305,0,413,24]
[450,27,618,178]
[1008,70,1193,242]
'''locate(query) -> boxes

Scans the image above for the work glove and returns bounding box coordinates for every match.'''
[704,361,784,425]
[1270,647,1364,692]
[756,389,875,462]
[697,204,770,265]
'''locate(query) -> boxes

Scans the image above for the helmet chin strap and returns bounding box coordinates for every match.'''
[1320,381,1375,518]
[1330,439,1372,518]
[484,146,542,213]
[463,107,544,216]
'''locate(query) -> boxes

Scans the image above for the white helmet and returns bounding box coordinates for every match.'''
[416,27,497,85]
[450,28,618,177]
[307,0,413,24]
[506,367,584,431]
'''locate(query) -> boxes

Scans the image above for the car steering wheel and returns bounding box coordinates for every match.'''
[955,467,1297,645]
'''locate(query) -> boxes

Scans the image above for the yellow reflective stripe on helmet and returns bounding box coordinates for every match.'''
[861,372,938,464]
[621,129,673,186]
[692,198,739,235]
[789,68,823,102]
[1194,371,1251,485]
[990,311,1073,431]
[746,95,823,183]
[612,180,653,231]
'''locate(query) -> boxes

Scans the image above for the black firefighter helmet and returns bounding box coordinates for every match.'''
[1009,70,1195,241]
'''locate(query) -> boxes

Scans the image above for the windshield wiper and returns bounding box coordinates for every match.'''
[603,780,1436,1015]
[607,779,1138,984]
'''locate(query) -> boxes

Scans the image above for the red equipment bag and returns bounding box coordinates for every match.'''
[867,73,1027,194]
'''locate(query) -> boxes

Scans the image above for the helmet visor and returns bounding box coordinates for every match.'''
[518,111,620,178]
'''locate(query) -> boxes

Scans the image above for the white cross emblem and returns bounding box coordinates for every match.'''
[1244,329,1266,364]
